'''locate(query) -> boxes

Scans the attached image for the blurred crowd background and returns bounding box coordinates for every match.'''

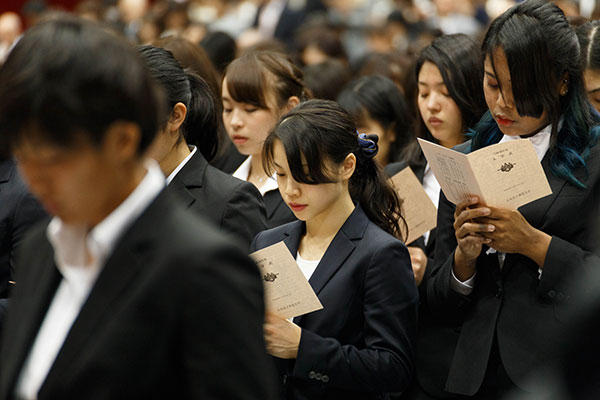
[0,0,596,96]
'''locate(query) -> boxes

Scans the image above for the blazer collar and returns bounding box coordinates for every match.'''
[38,190,176,393]
[168,151,209,208]
[282,205,369,296]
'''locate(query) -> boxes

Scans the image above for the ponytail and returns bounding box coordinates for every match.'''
[183,71,219,161]
[138,45,220,161]
[350,134,406,239]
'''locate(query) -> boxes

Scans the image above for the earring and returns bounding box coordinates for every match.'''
[560,79,568,96]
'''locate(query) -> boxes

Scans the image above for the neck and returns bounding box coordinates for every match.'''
[159,139,191,177]
[88,160,147,229]
[305,191,355,240]
[439,135,464,149]
[248,153,270,185]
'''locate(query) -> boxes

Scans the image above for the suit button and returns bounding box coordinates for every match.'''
[495,287,503,299]
[309,371,316,379]
[548,290,556,299]
[315,373,322,380]
[322,375,330,383]
[556,292,565,301]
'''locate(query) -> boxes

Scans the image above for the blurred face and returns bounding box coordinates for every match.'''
[583,68,600,113]
[222,78,280,157]
[272,140,347,222]
[483,48,549,136]
[357,115,394,165]
[417,61,464,148]
[14,134,130,227]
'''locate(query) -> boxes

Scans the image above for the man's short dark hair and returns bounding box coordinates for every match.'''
[0,16,165,153]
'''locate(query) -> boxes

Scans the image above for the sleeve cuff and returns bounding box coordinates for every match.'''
[450,269,475,295]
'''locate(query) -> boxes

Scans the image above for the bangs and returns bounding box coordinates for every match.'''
[224,57,269,109]
[263,116,338,185]
[486,14,555,118]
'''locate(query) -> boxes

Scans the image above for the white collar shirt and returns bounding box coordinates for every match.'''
[15,160,165,400]
[498,123,553,161]
[166,145,197,185]
[232,155,279,196]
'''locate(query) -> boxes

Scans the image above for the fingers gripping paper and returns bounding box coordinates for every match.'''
[418,138,552,209]
[250,242,323,319]
[390,167,437,245]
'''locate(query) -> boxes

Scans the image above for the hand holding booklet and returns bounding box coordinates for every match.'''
[250,242,323,319]
[418,138,552,209]
[390,167,437,245]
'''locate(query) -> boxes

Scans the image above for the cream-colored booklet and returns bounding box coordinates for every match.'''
[418,138,552,209]
[250,241,323,319]
[390,167,437,245]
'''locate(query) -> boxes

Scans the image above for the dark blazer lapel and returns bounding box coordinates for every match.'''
[263,190,285,219]
[293,207,366,327]
[282,220,304,257]
[307,206,368,296]
[39,192,172,391]
[168,151,208,209]
[0,240,60,397]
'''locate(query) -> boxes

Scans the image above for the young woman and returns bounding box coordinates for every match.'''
[385,34,486,400]
[250,99,418,400]
[139,45,268,249]
[388,33,486,286]
[428,1,600,397]
[576,21,600,113]
[337,74,414,167]
[222,50,309,228]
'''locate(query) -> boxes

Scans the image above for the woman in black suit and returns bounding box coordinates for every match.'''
[222,51,310,228]
[139,45,268,249]
[381,35,487,400]
[251,100,418,400]
[428,1,600,397]
[384,34,486,287]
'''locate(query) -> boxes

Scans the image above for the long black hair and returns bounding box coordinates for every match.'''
[404,34,486,166]
[138,45,219,161]
[263,99,406,239]
[337,75,414,165]
[471,0,600,188]
[415,33,486,142]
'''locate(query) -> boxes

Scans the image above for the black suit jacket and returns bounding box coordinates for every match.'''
[0,159,47,298]
[427,140,600,396]
[0,190,278,399]
[386,155,461,400]
[169,150,268,249]
[251,206,418,400]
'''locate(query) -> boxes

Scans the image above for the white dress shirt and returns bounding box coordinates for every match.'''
[15,160,165,400]
[232,156,279,196]
[452,125,552,294]
[422,164,442,245]
[296,252,321,282]
[166,145,197,185]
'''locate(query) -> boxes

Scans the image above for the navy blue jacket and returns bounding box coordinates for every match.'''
[251,205,418,400]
